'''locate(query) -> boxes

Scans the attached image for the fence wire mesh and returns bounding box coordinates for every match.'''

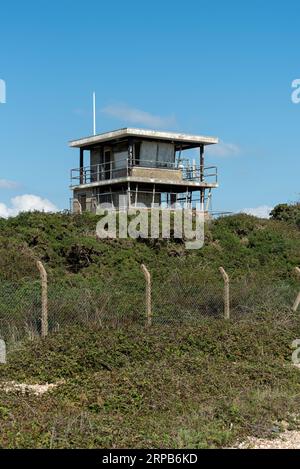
[152,272,224,324]
[0,268,299,350]
[0,281,41,344]
[47,278,145,331]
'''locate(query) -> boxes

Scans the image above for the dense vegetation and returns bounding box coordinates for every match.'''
[0,206,299,285]
[0,317,300,448]
[0,208,299,333]
[0,204,299,448]
[270,202,300,228]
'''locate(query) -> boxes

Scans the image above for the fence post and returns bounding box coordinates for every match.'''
[141,264,152,326]
[36,260,48,338]
[0,339,6,364]
[219,267,230,320]
[292,267,300,312]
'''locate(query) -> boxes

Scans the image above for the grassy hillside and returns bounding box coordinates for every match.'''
[0,209,299,448]
[0,210,299,284]
[0,210,298,335]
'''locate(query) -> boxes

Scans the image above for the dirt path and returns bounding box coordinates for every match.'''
[237,430,300,449]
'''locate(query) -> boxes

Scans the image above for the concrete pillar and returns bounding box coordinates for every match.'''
[80,148,84,184]
[200,144,205,210]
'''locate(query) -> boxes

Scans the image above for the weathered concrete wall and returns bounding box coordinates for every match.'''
[72,199,82,214]
[73,189,95,213]
[131,167,182,182]
[91,149,101,167]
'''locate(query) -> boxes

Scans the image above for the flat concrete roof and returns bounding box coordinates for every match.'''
[69,128,219,148]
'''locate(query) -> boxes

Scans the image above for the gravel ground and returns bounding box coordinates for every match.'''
[237,365,300,449]
[237,430,300,449]
[0,380,64,396]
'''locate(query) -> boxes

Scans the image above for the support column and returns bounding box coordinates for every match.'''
[152,185,156,208]
[135,183,138,208]
[127,181,131,208]
[80,148,84,184]
[205,188,212,212]
[200,144,205,211]
[128,139,133,175]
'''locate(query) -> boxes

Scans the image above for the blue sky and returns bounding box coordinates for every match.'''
[0,0,299,217]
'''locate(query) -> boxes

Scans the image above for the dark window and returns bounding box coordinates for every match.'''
[135,142,141,165]
[104,150,111,180]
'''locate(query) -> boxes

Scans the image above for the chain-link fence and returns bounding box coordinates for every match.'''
[152,271,298,324]
[0,281,41,345]
[48,278,145,330]
[0,263,299,350]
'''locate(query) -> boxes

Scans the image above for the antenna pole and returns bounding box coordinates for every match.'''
[93,92,96,135]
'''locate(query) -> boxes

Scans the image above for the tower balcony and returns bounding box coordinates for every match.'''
[70,159,218,189]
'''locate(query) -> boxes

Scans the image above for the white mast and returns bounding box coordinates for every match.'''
[93,91,96,135]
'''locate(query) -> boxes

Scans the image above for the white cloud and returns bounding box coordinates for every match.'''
[0,194,58,218]
[101,104,176,129]
[0,179,19,189]
[0,203,9,218]
[241,205,273,219]
[207,140,241,157]
[73,108,88,116]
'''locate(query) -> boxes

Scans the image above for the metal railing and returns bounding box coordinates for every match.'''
[94,189,210,209]
[71,158,128,186]
[181,165,218,183]
[69,190,213,213]
[70,159,218,186]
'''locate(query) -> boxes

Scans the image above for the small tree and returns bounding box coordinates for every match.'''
[270,202,300,228]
